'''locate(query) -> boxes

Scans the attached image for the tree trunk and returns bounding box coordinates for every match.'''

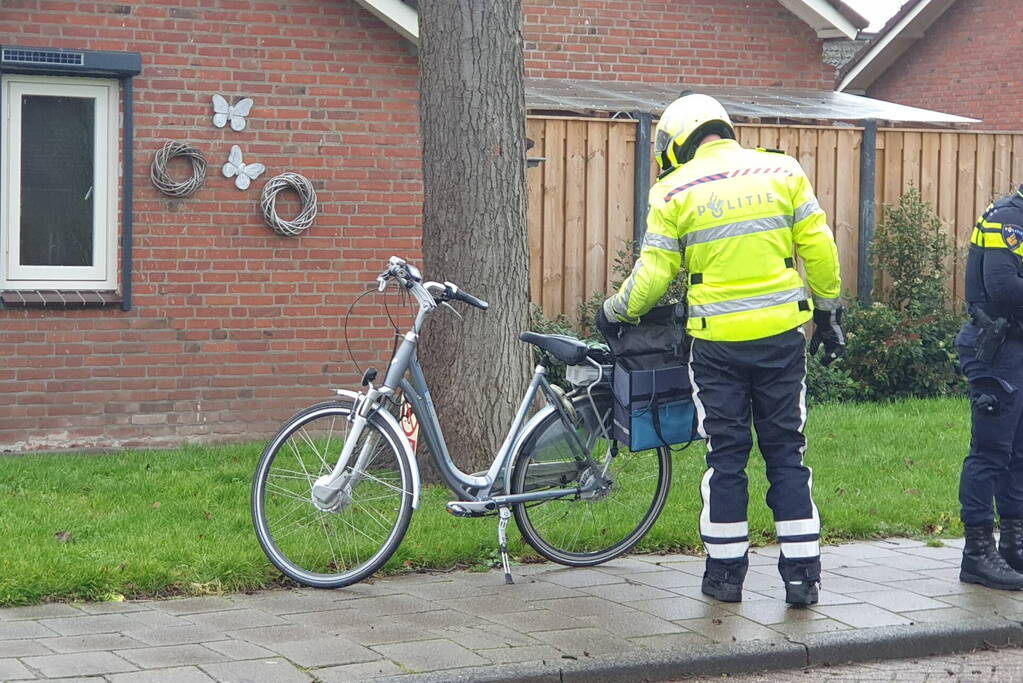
[418,1,530,475]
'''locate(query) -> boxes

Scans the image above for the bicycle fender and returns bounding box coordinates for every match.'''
[335,389,421,509]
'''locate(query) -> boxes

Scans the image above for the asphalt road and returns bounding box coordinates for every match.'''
[682,645,1023,681]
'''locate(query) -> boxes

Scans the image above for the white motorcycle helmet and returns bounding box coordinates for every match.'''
[654,93,735,173]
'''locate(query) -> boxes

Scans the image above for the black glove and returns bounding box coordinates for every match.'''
[596,303,623,342]
[809,307,845,366]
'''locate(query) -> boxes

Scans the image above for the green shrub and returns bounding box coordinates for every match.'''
[806,351,859,404]
[836,302,965,401]
[870,186,951,314]
[809,186,966,403]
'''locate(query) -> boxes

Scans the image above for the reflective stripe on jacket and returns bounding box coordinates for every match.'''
[964,188,1023,319]
[608,138,842,342]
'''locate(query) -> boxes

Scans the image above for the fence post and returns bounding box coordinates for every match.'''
[633,112,652,245]
[857,119,877,305]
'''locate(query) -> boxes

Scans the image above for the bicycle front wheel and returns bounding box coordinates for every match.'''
[252,401,414,588]
[511,391,671,566]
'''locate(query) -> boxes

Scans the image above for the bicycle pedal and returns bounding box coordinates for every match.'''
[446,500,496,518]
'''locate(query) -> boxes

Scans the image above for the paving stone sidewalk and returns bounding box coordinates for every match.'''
[4,537,1023,682]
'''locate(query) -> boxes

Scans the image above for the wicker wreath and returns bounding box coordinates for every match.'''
[260,172,318,237]
[150,140,207,198]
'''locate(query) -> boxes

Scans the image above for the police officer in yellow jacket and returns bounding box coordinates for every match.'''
[600,94,844,606]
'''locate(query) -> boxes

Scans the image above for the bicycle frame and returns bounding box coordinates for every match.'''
[399,352,575,502]
[314,263,604,514]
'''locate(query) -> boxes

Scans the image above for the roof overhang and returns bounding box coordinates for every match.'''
[526,78,979,127]
[353,1,863,46]
[838,0,957,93]
[775,0,868,40]
[351,0,418,45]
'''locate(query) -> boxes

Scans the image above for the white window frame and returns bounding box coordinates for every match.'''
[0,74,119,290]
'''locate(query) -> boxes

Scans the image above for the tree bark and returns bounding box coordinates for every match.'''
[418,1,530,475]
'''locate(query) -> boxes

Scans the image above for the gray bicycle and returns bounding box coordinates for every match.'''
[252,257,672,588]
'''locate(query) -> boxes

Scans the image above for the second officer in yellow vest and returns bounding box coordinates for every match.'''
[600,93,844,606]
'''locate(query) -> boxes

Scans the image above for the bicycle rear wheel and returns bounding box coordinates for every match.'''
[511,391,671,566]
[252,401,413,588]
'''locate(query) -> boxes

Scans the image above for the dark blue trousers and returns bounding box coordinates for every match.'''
[957,327,1023,526]
[689,328,820,583]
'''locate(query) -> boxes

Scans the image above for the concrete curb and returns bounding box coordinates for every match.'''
[382,639,805,683]
[798,617,1023,666]
[381,617,1023,683]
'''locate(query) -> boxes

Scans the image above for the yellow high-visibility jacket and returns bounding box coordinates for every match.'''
[607,139,842,342]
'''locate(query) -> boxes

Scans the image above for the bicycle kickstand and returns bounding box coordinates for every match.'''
[498,507,514,585]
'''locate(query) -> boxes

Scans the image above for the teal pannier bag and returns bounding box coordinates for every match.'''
[612,364,697,451]
[604,303,700,451]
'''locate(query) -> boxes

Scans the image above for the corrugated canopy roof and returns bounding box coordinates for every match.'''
[525,79,979,127]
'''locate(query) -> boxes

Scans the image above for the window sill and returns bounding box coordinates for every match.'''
[0,290,122,308]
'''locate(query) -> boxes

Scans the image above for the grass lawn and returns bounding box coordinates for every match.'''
[0,396,969,607]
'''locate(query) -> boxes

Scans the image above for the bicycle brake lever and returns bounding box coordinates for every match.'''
[377,276,387,292]
[440,301,463,319]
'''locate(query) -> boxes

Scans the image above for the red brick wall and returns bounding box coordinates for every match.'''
[0,0,833,452]
[0,0,421,451]
[867,0,1023,131]
[523,0,836,88]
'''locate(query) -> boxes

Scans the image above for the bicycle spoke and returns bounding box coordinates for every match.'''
[350,500,398,534]
[264,504,312,539]
[295,429,326,472]
[318,415,342,473]
[319,509,343,572]
[270,511,324,540]
[335,509,387,546]
[286,437,317,483]
[355,469,409,496]
[265,470,317,481]
[265,481,312,504]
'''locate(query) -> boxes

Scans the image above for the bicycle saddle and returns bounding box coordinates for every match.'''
[519,332,590,365]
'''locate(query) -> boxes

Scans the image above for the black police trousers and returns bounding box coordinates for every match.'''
[957,326,1023,526]
[689,328,821,583]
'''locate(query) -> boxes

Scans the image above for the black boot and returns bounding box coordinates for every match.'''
[999,519,1023,572]
[784,579,819,607]
[961,525,1023,590]
[701,563,744,603]
[780,560,820,607]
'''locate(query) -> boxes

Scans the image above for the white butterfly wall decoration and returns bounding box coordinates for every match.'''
[222,145,266,190]
[212,95,253,132]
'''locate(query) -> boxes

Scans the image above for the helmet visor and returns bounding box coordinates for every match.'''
[654,129,673,155]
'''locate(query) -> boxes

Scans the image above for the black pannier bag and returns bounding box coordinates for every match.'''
[604,303,700,451]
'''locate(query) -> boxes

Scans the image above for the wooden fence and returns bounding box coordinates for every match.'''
[527,116,1023,317]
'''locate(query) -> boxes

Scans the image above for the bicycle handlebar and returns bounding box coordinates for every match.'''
[378,257,488,313]
[442,282,489,311]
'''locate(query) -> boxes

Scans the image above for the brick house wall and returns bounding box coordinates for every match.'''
[867,0,1023,131]
[523,0,836,88]
[0,0,835,453]
[0,0,421,452]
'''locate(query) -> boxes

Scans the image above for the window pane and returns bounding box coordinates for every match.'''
[20,95,95,267]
